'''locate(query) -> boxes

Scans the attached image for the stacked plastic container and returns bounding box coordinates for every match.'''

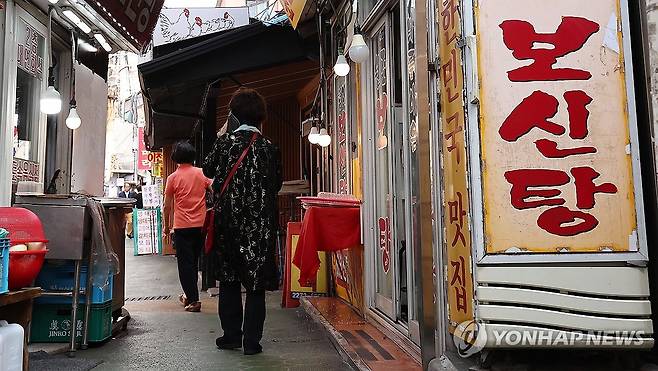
[0,229,9,295]
[30,261,113,343]
[0,320,23,371]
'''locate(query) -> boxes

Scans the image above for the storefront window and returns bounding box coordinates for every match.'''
[358,0,378,23]
[13,17,45,162]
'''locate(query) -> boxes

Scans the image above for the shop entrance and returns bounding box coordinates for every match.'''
[366,3,417,337]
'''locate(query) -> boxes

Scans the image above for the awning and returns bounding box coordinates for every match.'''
[138,21,317,149]
[84,0,165,51]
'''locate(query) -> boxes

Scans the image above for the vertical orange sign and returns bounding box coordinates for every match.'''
[438,0,474,329]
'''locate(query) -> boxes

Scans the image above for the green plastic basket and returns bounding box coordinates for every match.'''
[30,301,112,343]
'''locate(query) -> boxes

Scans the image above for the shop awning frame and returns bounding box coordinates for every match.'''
[139,20,318,149]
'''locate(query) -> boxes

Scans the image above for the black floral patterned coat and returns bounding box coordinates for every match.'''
[203,130,283,291]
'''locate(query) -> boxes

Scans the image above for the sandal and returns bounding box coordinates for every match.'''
[185,302,201,312]
[179,294,189,307]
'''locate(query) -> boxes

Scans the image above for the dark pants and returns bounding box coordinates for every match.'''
[173,228,203,303]
[218,281,266,349]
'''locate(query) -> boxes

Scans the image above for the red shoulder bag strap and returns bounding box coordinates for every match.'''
[219,132,259,197]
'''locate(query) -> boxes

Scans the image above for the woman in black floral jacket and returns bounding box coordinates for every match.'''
[203,88,282,356]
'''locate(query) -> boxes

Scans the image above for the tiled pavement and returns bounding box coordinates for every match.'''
[302,297,422,371]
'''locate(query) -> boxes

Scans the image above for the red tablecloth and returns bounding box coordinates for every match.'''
[292,206,361,286]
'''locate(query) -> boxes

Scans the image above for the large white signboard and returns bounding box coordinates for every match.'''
[476,0,646,257]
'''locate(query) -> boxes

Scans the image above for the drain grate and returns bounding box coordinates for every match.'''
[125,295,172,302]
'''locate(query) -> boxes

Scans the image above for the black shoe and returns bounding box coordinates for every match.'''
[243,344,262,355]
[216,336,241,350]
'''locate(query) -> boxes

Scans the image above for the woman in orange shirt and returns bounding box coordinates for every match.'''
[163,141,212,312]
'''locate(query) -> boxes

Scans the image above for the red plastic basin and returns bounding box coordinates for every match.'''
[8,250,48,290]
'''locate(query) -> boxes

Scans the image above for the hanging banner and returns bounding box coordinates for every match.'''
[438,0,474,329]
[87,0,165,50]
[476,0,644,254]
[153,7,249,46]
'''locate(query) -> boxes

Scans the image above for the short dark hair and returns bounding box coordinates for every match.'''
[171,141,196,164]
[229,88,267,127]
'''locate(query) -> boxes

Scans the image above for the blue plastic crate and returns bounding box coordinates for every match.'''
[35,261,113,305]
[0,238,8,295]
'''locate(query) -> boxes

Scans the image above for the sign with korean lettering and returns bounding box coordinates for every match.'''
[16,19,44,79]
[137,128,163,171]
[133,208,162,255]
[438,0,474,328]
[336,76,349,195]
[12,158,39,183]
[87,0,165,50]
[477,0,641,254]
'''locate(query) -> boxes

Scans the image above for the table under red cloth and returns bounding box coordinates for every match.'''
[293,206,361,286]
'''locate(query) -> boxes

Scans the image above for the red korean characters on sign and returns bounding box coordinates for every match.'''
[87,0,165,50]
[137,128,163,171]
[477,1,640,253]
[378,217,391,274]
[500,17,614,237]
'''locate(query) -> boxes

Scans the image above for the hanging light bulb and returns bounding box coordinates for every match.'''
[41,9,61,115]
[40,85,62,114]
[308,125,320,144]
[66,106,81,130]
[348,32,369,63]
[318,128,331,147]
[333,53,350,77]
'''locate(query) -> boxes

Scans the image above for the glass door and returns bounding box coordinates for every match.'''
[370,17,396,318]
[369,9,411,323]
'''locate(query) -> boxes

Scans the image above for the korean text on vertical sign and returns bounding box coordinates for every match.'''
[438,0,474,328]
[477,0,642,254]
[336,76,349,195]
[17,21,43,79]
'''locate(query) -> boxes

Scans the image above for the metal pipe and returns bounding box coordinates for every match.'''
[40,292,74,297]
[413,0,437,366]
[68,259,82,355]
[81,252,94,349]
